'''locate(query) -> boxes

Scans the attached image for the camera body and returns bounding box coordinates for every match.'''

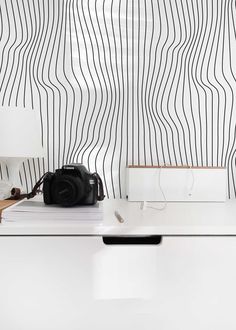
[43,164,100,207]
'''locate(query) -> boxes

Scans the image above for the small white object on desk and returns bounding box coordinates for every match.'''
[0,180,13,199]
[114,210,124,223]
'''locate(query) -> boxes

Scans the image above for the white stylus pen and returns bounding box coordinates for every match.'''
[114,210,124,223]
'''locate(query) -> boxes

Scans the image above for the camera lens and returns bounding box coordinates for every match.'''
[52,175,85,206]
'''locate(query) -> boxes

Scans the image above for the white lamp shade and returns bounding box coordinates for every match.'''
[0,107,44,158]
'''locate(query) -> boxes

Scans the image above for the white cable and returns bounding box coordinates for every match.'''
[188,165,195,196]
[140,164,195,211]
[148,165,167,210]
[141,165,167,211]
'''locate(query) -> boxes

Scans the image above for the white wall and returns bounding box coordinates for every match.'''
[0,0,236,198]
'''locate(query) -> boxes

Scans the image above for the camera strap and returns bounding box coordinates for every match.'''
[6,172,51,201]
[26,172,52,199]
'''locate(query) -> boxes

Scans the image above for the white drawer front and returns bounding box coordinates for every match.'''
[0,236,236,330]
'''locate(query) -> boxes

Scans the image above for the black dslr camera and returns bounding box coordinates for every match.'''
[43,164,105,207]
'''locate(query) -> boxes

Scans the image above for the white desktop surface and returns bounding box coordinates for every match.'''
[1,198,236,235]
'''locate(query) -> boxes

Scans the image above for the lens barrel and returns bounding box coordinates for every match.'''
[51,175,85,207]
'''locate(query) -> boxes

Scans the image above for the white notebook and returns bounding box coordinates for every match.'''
[2,196,103,224]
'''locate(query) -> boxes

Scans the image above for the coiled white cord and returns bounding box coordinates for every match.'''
[140,165,167,211]
[140,164,195,211]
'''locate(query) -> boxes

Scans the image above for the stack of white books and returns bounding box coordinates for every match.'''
[2,195,103,224]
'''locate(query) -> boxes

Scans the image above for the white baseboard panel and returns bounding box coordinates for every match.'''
[126,167,227,202]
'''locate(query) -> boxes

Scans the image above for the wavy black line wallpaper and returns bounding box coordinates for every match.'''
[0,0,236,198]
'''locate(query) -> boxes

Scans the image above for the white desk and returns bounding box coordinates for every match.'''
[1,200,236,330]
[1,198,236,235]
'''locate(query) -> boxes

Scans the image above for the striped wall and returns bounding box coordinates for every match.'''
[1,0,236,198]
